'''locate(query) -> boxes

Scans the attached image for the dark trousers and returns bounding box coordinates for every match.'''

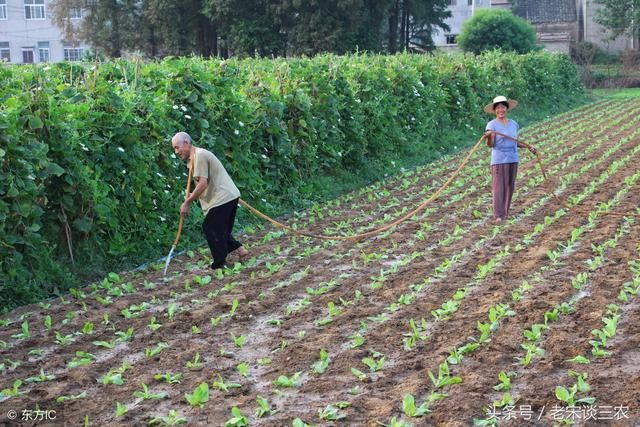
[491,162,518,220]
[202,198,242,268]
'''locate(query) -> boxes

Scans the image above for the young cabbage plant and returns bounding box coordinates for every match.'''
[149,410,188,426]
[133,383,168,400]
[224,407,248,427]
[272,372,301,388]
[311,348,331,375]
[212,374,241,392]
[428,361,462,389]
[185,382,209,407]
[402,393,430,417]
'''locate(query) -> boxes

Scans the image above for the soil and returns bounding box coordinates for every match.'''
[2,99,640,426]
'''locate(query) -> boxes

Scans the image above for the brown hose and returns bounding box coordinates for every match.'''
[239,133,488,240]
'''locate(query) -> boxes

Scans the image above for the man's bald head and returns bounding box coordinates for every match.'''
[172,132,192,146]
[171,132,193,160]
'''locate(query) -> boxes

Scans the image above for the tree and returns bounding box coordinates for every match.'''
[386,0,451,53]
[456,8,539,55]
[50,0,143,57]
[51,0,218,58]
[284,0,392,56]
[593,0,640,45]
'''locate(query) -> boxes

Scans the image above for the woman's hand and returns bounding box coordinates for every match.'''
[484,130,494,147]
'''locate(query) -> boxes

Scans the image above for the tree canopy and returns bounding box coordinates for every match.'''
[456,8,539,55]
[593,0,640,43]
[50,0,451,58]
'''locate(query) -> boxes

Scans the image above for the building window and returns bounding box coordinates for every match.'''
[468,0,473,5]
[25,0,45,19]
[0,0,7,20]
[449,0,456,5]
[0,42,10,63]
[64,45,83,61]
[22,48,34,63]
[445,34,458,45]
[69,6,82,19]
[38,41,49,62]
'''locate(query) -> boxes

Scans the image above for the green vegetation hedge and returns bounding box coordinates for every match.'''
[0,51,584,311]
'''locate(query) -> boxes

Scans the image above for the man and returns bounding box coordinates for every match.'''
[171,132,248,270]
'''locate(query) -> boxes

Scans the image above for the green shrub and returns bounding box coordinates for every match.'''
[457,9,540,55]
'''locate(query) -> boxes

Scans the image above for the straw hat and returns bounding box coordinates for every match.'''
[484,95,518,114]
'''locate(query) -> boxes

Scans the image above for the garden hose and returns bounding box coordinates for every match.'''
[238,133,488,240]
[168,130,638,262]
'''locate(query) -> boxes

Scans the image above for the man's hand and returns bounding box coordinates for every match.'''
[529,146,538,155]
[180,201,190,215]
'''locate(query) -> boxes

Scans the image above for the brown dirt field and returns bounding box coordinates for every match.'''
[2,99,640,426]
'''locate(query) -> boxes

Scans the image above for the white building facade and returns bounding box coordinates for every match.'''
[434,0,636,54]
[0,0,88,63]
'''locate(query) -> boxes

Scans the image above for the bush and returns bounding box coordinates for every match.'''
[457,9,540,55]
[0,51,585,311]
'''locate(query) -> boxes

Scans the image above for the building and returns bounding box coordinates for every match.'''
[0,0,88,63]
[433,0,636,54]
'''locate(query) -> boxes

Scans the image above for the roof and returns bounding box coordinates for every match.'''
[514,0,577,24]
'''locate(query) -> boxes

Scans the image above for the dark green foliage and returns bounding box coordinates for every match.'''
[0,52,584,311]
[457,9,540,55]
[593,0,640,41]
[51,0,452,58]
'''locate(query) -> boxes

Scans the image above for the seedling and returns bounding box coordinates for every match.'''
[93,340,116,349]
[402,393,430,417]
[24,368,55,383]
[311,348,331,374]
[237,362,250,377]
[115,402,127,417]
[186,352,203,370]
[166,303,180,320]
[351,368,367,381]
[149,410,188,426]
[12,320,30,340]
[428,361,462,389]
[154,372,183,384]
[56,391,87,403]
[148,316,162,331]
[273,372,301,388]
[255,395,273,417]
[224,407,248,427]
[362,351,385,373]
[185,383,209,407]
[493,371,515,392]
[145,342,169,358]
[318,405,346,421]
[0,380,24,398]
[55,332,75,346]
[212,374,241,392]
[231,332,247,348]
[115,327,134,342]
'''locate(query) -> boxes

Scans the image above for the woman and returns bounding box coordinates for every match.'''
[484,96,537,223]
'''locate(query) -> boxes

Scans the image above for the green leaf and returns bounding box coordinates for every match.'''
[403,393,416,416]
[28,115,44,129]
[44,162,65,176]
[566,355,590,364]
[555,386,571,403]
[73,218,93,233]
[185,382,209,407]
